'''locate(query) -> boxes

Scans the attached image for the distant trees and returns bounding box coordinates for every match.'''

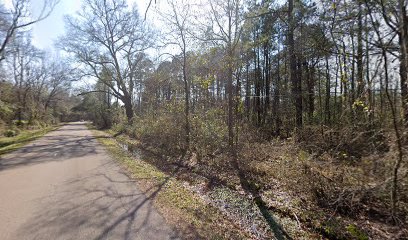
[0,34,74,125]
[71,0,408,139]
[203,0,245,148]
[0,0,76,127]
[67,0,408,223]
[118,0,405,135]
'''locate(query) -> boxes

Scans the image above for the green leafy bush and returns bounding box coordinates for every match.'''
[29,119,48,129]
[4,129,20,137]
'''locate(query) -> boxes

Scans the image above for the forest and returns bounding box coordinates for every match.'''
[0,0,407,239]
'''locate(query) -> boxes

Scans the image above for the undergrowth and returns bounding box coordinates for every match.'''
[103,110,408,239]
[0,125,60,155]
[89,125,251,239]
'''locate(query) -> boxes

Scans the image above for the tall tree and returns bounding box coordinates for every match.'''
[288,0,302,128]
[160,0,193,152]
[60,0,153,122]
[203,0,245,148]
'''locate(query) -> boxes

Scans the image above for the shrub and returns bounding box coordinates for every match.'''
[131,110,185,154]
[297,126,389,161]
[12,120,28,128]
[29,119,48,129]
[4,128,20,137]
[190,109,228,157]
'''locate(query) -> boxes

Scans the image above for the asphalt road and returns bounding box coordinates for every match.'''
[0,122,179,240]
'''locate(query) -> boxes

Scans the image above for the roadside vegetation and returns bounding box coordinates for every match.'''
[0,1,80,153]
[1,0,408,239]
[90,125,253,239]
[0,124,60,155]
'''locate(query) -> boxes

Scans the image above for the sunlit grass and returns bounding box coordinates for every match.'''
[0,126,60,155]
[89,125,250,239]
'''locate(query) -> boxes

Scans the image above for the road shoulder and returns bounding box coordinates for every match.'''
[89,125,251,240]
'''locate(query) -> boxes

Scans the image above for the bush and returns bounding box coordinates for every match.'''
[190,109,228,157]
[29,119,48,129]
[12,120,28,128]
[297,126,389,161]
[4,128,20,137]
[125,105,228,157]
[131,110,185,154]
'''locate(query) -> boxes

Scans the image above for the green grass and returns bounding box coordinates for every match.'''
[0,126,60,155]
[89,126,251,240]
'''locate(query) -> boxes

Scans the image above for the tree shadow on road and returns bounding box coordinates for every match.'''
[15,160,182,240]
[0,134,110,171]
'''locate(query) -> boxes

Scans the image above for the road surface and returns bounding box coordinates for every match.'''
[0,122,179,240]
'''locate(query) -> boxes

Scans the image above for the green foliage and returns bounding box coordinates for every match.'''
[73,91,123,129]
[4,129,20,137]
[29,119,49,129]
[0,126,59,155]
[12,120,28,128]
[346,224,368,240]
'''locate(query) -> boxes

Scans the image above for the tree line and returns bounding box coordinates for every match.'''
[67,0,407,143]
[0,0,77,127]
[0,0,407,233]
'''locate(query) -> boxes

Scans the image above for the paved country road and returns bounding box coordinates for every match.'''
[0,122,179,240]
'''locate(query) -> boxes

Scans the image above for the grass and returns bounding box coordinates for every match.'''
[0,126,61,155]
[89,125,252,240]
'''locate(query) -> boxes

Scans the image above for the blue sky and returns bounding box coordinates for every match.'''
[29,0,81,50]
[6,0,152,51]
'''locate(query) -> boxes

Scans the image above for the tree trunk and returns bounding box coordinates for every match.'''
[325,55,331,125]
[264,44,270,121]
[183,43,190,151]
[123,95,134,122]
[399,0,408,126]
[357,1,364,99]
[306,62,316,123]
[274,50,281,134]
[227,47,234,147]
[288,0,302,129]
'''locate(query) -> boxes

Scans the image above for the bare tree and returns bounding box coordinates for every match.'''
[374,0,408,125]
[43,60,72,113]
[366,0,405,220]
[60,0,154,122]
[159,0,192,152]
[200,0,245,149]
[0,0,59,62]
[6,34,43,121]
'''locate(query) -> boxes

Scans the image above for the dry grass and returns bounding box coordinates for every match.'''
[90,125,252,239]
[238,136,408,239]
[101,118,408,239]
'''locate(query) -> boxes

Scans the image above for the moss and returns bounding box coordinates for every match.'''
[346,224,368,240]
[298,150,309,162]
[320,218,346,239]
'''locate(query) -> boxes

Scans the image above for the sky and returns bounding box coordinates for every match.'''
[4,0,155,51]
